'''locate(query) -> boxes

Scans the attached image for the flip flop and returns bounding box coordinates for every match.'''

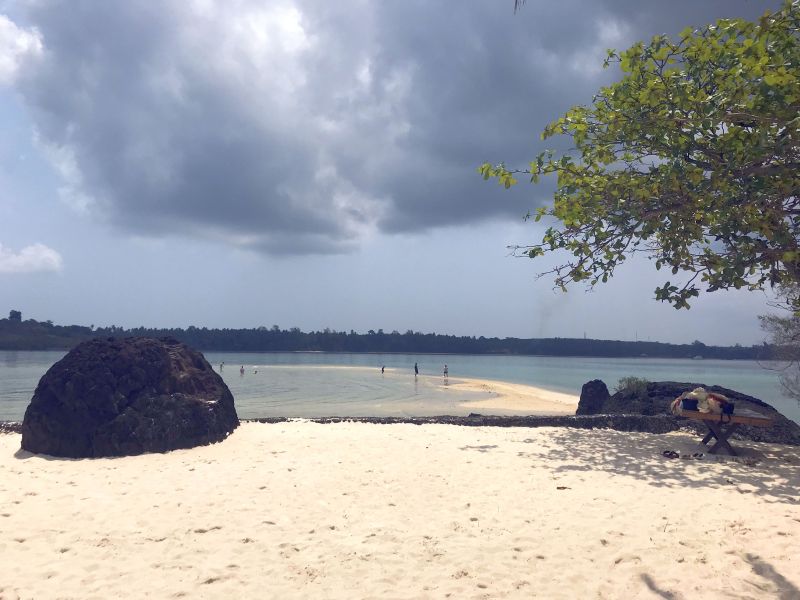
[662,450,679,459]
[692,452,704,460]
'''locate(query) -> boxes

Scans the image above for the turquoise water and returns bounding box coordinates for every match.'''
[1,350,798,423]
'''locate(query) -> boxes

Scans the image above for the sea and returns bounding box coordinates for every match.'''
[1,351,798,424]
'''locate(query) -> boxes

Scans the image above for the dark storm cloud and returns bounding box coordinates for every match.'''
[9,0,781,254]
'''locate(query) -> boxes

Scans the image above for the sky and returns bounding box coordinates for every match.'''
[0,0,785,346]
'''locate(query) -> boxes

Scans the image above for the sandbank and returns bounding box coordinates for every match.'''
[448,376,578,414]
[1,421,798,599]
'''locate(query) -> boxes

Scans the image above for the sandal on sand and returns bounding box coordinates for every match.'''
[692,452,704,460]
[662,450,679,459]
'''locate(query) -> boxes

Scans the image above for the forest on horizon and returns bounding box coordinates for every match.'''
[0,311,770,360]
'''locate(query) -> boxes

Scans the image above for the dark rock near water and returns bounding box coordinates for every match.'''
[0,421,22,435]
[576,380,610,415]
[21,337,239,457]
[576,380,800,445]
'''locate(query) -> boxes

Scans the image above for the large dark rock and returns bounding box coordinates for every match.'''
[21,337,239,457]
[576,379,611,415]
[577,379,800,445]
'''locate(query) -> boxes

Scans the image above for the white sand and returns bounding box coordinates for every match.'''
[450,377,578,414]
[1,422,798,599]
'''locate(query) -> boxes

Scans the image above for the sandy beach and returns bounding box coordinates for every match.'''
[1,421,798,599]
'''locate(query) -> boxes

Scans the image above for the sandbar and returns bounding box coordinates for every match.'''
[448,376,578,414]
[1,421,798,599]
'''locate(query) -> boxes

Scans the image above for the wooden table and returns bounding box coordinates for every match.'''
[679,409,773,456]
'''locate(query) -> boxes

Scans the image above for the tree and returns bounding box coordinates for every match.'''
[480,1,800,308]
[760,285,800,399]
[9,310,21,322]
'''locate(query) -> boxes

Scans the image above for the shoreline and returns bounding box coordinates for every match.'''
[1,421,798,598]
[0,371,581,423]
[5,352,799,424]
[0,347,769,360]
[5,413,797,445]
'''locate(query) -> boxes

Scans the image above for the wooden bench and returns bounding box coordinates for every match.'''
[679,409,773,456]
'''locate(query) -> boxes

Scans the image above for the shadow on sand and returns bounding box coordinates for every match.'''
[744,553,800,599]
[515,428,800,505]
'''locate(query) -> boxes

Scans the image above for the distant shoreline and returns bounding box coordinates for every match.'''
[0,347,772,361]
[0,316,770,359]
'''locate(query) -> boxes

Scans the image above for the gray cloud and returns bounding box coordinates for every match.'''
[9,0,780,255]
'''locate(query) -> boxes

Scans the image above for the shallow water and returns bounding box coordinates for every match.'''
[1,350,798,423]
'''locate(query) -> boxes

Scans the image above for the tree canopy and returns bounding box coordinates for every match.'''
[481,1,800,308]
[0,313,767,358]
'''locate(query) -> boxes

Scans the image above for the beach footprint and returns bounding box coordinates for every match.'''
[0,587,21,600]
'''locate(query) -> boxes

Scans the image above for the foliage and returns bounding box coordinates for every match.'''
[760,285,800,399]
[760,312,800,399]
[0,315,769,358]
[614,376,650,396]
[480,1,800,309]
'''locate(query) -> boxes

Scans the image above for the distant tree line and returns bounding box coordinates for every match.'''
[0,310,772,360]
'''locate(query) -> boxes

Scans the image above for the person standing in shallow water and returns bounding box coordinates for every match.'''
[443,364,448,379]
[414,362,419,377]
[240,365,245,376]
[381,365,385,375]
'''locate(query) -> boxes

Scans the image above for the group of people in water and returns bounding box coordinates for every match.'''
[218,362,256,375]
[379,362,449,379]
[219,360,448,379]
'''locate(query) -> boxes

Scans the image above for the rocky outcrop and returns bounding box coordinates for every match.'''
[14,405,797,446]
[0,422,21,435]
[577,380,800,445]
[575,380,610,415]
[249,414,690,433]
[21,337,239,457]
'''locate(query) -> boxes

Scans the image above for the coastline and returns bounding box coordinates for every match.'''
[5,351,800,424]
[1,421,798,598]
[0,370,581,422]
